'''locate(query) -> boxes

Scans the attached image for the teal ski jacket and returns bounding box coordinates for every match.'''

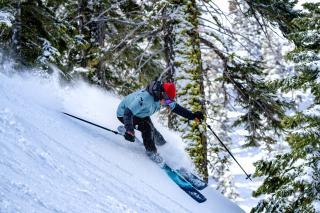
[117,81,196,132]
[117,89,164,118]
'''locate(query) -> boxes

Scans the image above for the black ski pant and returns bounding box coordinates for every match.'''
[117,116,166,153]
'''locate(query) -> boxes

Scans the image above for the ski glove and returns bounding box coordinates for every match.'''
[193,111,204,122]
[124,131,135,142]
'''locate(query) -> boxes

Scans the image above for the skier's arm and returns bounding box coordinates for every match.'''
[123,94,144,132]
[171,103,195,120]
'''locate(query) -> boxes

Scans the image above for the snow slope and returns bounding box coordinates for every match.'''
[0,66,244,213]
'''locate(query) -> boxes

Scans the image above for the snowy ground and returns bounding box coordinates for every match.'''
[0,65,245,213]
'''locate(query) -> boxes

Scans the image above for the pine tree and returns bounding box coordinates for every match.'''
[199,1,291,150]
[24,1,74,68]
[229,0,264,62]
[167,0,208,180]
[203,54,238,199]
[81,0,165,93]
[196,0,293,197]
[243,0,299,35]
[1,1,164,92]
[227,0,292,148]
[0,0,78,69]
[252,3,320,212]
[0,0,21,59]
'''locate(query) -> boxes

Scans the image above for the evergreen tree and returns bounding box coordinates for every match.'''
[1,1,165,92]
[199,1,291,149]
[161,2,178,130]
[203,53,238,199]
[167,0,208,180]
[0,0,21,59]
[243,0,299,35]
[197,0,292,197]
[252,3,320,212]
[227,0,292,147]
[81,0,165,93]
[32,1,75,68]
[108,0,165,93]
[229,0,264,61]
[0,0,78,69]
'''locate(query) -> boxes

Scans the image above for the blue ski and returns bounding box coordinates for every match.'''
[64,116,207,203]
[176,167,208,190]
[117,125,207,202]
[162,163,207,203]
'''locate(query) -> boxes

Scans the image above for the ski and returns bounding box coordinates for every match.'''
[161,163,207,203]
[117,125,207,201]
[62,116,207,203]
[176,168,207,190]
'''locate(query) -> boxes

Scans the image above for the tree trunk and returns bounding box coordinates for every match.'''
[95,5,107,88]
[163,5,177,130]
[12,0,22,57]
[78,0,87,67]
[170,0,208,181]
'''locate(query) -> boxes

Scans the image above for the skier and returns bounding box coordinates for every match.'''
[117,80,204,164]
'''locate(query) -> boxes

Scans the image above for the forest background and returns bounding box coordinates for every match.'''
[0,0,319,212]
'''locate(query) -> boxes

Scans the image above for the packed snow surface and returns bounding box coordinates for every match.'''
[0,67,244,213]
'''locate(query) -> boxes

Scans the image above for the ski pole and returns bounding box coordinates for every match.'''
[207,124,252,181]
[63,112,120,135]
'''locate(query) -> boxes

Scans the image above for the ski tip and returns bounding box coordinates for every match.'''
[200,198,207,203]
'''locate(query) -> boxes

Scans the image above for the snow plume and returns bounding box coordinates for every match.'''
[0,60,244,212]
[0,61,193,169]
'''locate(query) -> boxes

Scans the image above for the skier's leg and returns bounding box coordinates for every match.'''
[119,116,163,163]
[137,117,164,164]
[136,117,157,153]
[117,117,124,124]
[142,117,166,146]
[118,116,156,149]
[153,128,166,146]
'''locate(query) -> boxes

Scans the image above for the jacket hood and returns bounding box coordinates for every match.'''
[146,81,162,101]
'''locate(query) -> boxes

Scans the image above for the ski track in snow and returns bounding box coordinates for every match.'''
[0,109,174,213]
[0,70,244,213]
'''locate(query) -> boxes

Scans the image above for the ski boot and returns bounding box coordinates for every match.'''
[146,151,164,166]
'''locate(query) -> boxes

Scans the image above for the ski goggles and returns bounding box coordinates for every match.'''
[162,92,174,105]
